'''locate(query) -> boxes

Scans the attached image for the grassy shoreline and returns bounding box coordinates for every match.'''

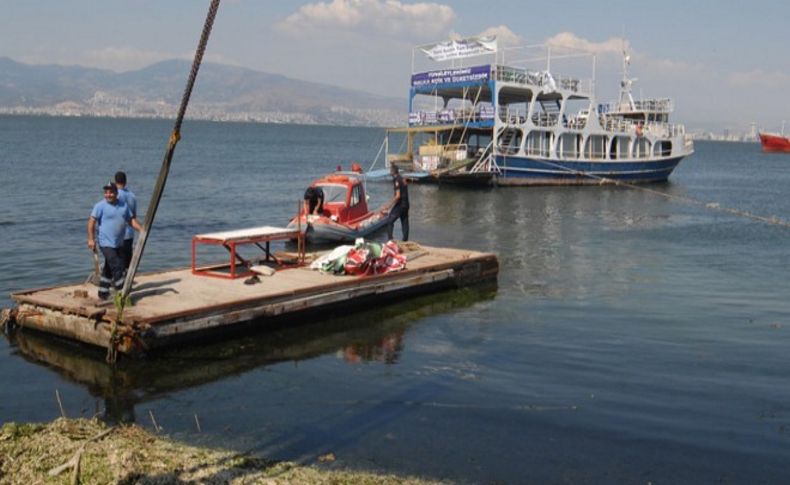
[0,418,442,484]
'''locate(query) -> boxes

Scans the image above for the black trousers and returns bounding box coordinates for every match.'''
[387,205,409,241]
[121,238,134,270]
[99,246,126,298]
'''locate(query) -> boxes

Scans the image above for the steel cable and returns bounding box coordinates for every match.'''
[110,0,221,363]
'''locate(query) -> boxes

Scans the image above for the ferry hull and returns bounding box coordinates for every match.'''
[759,133,790,153]
[495,155,685,185]
[405,171,495,186]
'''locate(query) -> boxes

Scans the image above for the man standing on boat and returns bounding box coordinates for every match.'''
[387,165,409,241]
[114,171,137,270]
[88,180,143,300]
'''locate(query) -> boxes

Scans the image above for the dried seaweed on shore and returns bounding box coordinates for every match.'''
[0,418,443,485]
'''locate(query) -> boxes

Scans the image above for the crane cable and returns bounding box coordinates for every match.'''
[108,0,221,364]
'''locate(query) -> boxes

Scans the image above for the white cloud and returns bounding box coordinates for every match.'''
[540,32,710,84]
[544,32,626,56]
[477,25,522,47]
[728,69,790,90]
[277,0,455,38]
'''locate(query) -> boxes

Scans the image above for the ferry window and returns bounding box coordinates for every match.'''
[655,141,672,157]
[610,136,630,159]
[558,133,581,159]
[634,138,651,158]
[525,131,550,157]
[585,135,607,159]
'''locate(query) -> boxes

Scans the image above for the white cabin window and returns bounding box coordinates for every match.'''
[584,135,607,159]
[634,138,651,159]
[654,141,672,157]
[610,135,631,159]
[557,133,581,159]
[525,131,551,157]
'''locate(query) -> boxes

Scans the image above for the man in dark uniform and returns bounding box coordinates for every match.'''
[387,165,409,241]
[303,186,324,215]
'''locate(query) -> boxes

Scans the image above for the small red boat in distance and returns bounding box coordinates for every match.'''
[287,166,392,244]
[759,132,790,153]
[759,122,790,153]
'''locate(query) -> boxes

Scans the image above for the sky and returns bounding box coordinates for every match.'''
[1,0,789,132]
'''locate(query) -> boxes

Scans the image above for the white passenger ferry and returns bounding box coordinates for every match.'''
[384,36,694,185]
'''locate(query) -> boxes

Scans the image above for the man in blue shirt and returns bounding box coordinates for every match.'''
[88,181,143,300]
[114,171,138,270]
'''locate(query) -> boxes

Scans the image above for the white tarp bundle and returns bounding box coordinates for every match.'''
[420,36,497,62]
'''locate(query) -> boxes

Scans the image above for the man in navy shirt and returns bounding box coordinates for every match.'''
[303,186,324,216]
[114,171,137,270]
[88,181,143,300]
[387,165,409,241]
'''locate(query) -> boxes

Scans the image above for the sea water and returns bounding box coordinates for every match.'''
[1,115,789,483]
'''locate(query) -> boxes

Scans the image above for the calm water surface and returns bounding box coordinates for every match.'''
[1,115,789,483]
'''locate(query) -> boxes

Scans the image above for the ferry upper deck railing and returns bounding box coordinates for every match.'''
[493,65,592,95]
[564,116,587,130]
[531,112,560,128]
[498,106,593,130]
[495,104,685,137]
[497,106,527,124]
[602,117,686,137]
[648,122,686,137]
[409,103,495,126]
[599,98,674,114]
[634,99,673,112]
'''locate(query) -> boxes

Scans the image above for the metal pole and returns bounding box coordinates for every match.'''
[121,0,221,301]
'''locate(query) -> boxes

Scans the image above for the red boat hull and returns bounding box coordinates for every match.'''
[759,133,790,153]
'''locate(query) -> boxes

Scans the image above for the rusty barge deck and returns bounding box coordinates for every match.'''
[4,244,498,356]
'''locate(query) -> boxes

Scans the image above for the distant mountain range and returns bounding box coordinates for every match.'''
[0,57,406,126]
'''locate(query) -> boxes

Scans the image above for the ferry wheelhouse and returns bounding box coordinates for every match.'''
[385,37,694,185]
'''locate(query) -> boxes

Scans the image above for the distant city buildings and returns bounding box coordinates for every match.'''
[689,130,759,143]
[0,91,767,139]
[0,91,404,127]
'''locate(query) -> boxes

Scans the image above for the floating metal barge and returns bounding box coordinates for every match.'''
[3,244,498,357]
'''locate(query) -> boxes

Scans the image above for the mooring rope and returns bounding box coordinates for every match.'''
[514,156,790,228]
[108,0,221,364]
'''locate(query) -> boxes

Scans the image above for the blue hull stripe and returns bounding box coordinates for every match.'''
[496,155,685,182]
